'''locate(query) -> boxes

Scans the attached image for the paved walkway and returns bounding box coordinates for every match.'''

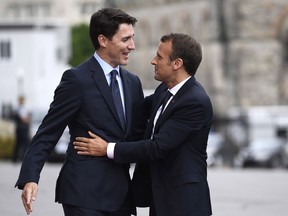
[1,161,288,216]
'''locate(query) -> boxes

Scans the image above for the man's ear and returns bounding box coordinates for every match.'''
[172,58,183,70]
[98,34,108,48]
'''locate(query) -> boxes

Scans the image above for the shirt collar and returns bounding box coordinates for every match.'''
[94,52,120,76]
[169,76,191,96]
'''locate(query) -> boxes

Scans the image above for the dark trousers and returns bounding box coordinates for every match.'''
[62,204,132,216]
[62,190,135,216]
[149,198,156,216]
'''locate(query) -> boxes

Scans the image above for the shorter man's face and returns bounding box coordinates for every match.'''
[151,41,174,83]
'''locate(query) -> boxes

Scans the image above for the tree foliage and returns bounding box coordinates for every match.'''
[69,23,94,67]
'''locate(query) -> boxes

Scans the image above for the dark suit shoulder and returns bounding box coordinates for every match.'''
[67,57,95,75]
[60,57,98,86]
[175,78,210,101]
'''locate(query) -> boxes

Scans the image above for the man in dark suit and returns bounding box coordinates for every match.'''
[74,33,213,216]
[15,8,145,216]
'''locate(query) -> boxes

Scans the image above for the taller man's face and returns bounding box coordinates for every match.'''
[105,23,135,67]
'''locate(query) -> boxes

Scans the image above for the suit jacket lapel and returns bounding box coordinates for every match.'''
[89,57,124,131]
[153,89,170,133]
[153,77,196,134]
[145,84,167,137]
[120,68,132,134]
[163,77,196,115]
[151,84,167,119]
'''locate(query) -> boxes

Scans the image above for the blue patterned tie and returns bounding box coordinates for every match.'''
[110,70,125,129]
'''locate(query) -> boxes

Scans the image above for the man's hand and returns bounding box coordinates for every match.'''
[21,182,38,215]
[74,131,108,156]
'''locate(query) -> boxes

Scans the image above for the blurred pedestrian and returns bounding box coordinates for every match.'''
[12,95,31,163]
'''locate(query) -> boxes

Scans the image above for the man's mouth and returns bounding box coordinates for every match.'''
[123,52,129,57]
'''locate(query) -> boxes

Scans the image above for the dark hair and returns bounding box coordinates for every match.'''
[89,8,137,50]
[160,33,202,76]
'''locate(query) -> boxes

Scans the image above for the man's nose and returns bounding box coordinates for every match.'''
[128,39,135,50]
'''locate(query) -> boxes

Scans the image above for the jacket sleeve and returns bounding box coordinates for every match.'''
[114,100,207,163]
[15,70,82,189]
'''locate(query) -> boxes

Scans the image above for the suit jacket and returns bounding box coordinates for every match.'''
[15,56,145,212]
[114,77,213,216]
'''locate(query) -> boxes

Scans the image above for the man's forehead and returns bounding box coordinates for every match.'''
[116,23,134,33]
[158,41,172,53]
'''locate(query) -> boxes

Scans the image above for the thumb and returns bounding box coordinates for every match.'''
[23,182,38,203]
[31,187,37,202]
[88,131,97,138]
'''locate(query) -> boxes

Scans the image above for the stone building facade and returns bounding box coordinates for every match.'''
[1,0,288,117]
[119,0,288,117]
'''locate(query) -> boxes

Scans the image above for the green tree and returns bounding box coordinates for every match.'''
[69,23,94,67]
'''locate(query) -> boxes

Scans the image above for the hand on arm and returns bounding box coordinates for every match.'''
[74,131,108,156]
[21,182,38,215]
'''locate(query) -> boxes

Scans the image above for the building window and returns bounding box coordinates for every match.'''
[0,40,11,60]
[6,3,21,18]
[41,3,51,17]
[24,3,37,17]
[79,1,103,15]
[6,2,51,18]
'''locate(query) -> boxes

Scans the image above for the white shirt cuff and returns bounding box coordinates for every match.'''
[107,142,116,159]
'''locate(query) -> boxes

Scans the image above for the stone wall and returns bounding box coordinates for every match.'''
[223,0,288,111]
[125,0,220,87]
[1,0,287,117]
[119,0,288,116]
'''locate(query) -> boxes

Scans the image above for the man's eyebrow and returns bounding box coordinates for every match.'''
[156,52,163,58]
[122,34,134,39]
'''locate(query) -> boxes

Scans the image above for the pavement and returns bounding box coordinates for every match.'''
[1,160,288,216]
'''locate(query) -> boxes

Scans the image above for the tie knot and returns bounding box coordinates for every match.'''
[110,70,118,79]
[163,91,172,103]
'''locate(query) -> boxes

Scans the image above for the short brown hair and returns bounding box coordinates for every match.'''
[160,33,202,76]
[89,8,137,50]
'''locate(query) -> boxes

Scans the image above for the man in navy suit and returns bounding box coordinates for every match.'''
[74,33,213,216]
[15,8,146,216]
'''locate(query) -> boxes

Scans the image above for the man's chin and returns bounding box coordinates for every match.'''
[120,57,129,65]
[154,75,161,81]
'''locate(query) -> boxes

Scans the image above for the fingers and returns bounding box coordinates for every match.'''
[73,142,88,152]
[73,143,93,155]
[73,138,92,155]
[75,136,89,143]
[21,182,38,215]
[73,141,87,148]
[76,150,89,155]
[73,131,108,156]
[74,131,99,148]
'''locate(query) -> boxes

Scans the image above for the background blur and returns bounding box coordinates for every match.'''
[0,0,288,215]
[1,0,288,167]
